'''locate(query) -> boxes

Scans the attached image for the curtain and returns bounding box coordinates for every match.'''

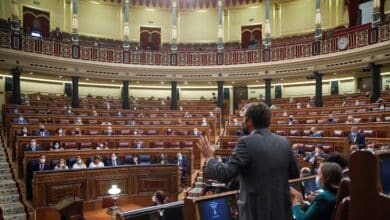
[346,0,360,27]
[23,6,50,38]
[241,25,262,49]
[140,27,161,50]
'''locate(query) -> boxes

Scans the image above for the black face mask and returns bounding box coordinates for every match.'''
[39,128,45,132]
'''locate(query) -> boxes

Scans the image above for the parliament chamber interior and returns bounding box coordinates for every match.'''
[0,0,389,219]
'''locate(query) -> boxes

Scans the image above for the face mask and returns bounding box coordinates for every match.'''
[40,159,46,164]
[23,128,27,133]
[77,159,82,164]
[107,130,112,133]
[178,156,183,160]
[54,144,59,149]
[31,142,36,146]
[19,117,23,121]
[315,176,321,188]
[40,128,45,132]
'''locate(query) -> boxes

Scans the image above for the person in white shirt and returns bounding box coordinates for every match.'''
[72,156,87,169]
[89,155,105,168]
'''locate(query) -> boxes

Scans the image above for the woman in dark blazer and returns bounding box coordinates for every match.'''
[290,162,343,220]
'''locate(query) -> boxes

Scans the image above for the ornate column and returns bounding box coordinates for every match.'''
[11,67,22,105]
[122,80,129,109]
[71,76,80,108]
[170,1,178,65]
[217,81,224,110]
[314,71,323,107]
[314,0,322,40]
[370,63,382,103]
[264,78,272,107]
[171,81,177,110]
[10,0,22,50]
[123,0,130,51]
[264,0,271,49]
[71,0,80,58]
[372,0,381,26]
[217,0,224,65]
[71,0,79,44]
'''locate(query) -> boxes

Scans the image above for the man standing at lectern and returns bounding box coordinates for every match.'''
[197,102,299,220]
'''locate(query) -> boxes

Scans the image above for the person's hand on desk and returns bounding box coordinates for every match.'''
[197,135,215,162]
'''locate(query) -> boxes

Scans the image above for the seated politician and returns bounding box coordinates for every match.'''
[290,162,342,220]
[34,124,51,137]
[105,153,123,167]
[25,139,41,152]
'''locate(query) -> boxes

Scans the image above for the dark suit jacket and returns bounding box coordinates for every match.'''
[292,189,336,220]
[105,158,123,166]
[31,163,50,172]
[205,128,299,220]
[33,130,51,137]
[25,145,42,152]
[348,132,366,149]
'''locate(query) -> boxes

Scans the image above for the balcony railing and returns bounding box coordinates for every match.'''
[0,22,389,66]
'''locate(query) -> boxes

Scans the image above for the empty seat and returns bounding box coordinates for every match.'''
[182,141,193,148]
[362,130,375,137]
[141,121,151,125]
[151,141,164,148]
[176,130,188,135]
[289,130,301,136]
[306,119,316,124]
[308,112,318,115]
[152,121,161,125]
[115,121,125,125]
[118,141,129,148]
[167,141,180,148]
[120,130,130,135]
[88,120,98,124]
[89,130,99,135]
[60,119,70,124]
[334,130,344,137]
[321,145,334,154]
[303,144,314,152]
[277,121,286,125]
[317,119,328,124]
[80,142,93,149]
[139,155,151,164]
[146,130,157,135]
[163,121,172,125]
[64,142,77,149]
[28,118,39,124]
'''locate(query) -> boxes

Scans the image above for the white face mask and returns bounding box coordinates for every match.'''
[19,117,23,121]
[31,142,36,146]
[77,159,82,164]
[54,144,60,149]
[178,156,183,161]
[40,159,46,164]
[22,128,28,133]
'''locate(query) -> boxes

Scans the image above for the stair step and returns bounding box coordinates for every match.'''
[3,213,27,220]
[0,174,14,180]
[0,202,26,216]
[0,194,20,203]
[0,180,17,189]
